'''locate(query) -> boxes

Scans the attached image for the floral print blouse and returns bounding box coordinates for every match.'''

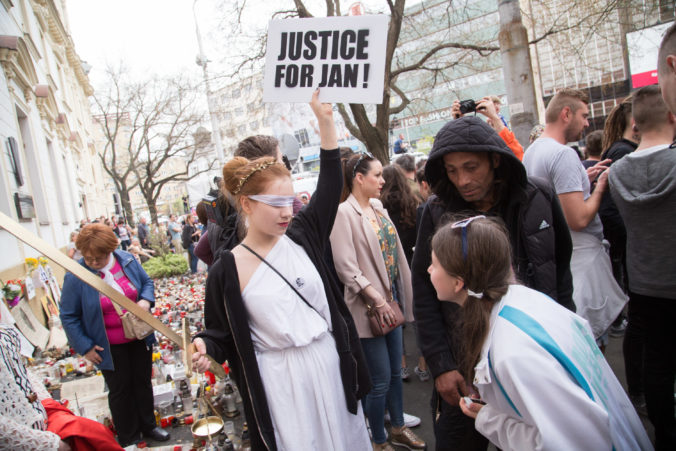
[367,209,400,299]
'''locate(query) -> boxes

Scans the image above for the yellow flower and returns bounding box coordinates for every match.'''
[38,257,49,266]
[25,257,38,268]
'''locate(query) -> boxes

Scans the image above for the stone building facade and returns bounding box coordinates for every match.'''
[0,0,112,302]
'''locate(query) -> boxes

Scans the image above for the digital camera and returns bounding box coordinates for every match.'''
[459,99,478,115]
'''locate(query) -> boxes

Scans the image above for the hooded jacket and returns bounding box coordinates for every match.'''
[609,143,676,299]
[412,117,574,378]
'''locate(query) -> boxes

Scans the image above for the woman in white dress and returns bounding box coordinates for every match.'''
[192,91,372,451]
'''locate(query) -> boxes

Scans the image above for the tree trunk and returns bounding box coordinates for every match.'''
[498,0,539,147]
[119,191,135,227]
[343,0,404,166]
[148,201,159,226]
[349,103,389,164]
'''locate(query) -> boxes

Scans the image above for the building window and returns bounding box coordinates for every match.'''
[16,111,50,223]
[247,102,256,112]
[46,140,69,224]
[237,125,246,135]
[5,137,23,191]
[250,120,259,131]
[294,128,310,147]
[235,107,244,115]
[660,2,675,21]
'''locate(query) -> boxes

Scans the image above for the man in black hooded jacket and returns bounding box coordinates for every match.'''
[411,116,574,450]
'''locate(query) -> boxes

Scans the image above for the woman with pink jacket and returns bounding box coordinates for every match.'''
[330,154,424,451]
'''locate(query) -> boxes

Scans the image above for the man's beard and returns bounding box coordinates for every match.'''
[564,125,583,143]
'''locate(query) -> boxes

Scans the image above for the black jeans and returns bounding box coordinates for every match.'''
[431,389,488,451]
[623,295,646,397]
[628,292,676,450]
[102,340,156,446]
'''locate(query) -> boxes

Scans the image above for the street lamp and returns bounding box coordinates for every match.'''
[193,0,226,165]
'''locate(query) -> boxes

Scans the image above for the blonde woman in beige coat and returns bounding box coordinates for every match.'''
[330,153,425,451]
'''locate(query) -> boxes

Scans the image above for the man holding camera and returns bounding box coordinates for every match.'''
[452,96,524,160]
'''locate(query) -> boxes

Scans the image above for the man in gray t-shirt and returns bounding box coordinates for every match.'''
[524,137,604,240]
[523,88,626,343]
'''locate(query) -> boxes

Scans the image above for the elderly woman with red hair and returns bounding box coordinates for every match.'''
[60,223,168,447]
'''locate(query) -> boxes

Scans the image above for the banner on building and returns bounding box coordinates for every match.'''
[627,22,671,89]
[263,15,388,104]
[391,106,455,130]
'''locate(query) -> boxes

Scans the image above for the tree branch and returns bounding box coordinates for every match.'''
[391,42,499,79]
[389,83,411,115]
[336,104,363,141]
[324,0,334,16]
[293,0,313,18]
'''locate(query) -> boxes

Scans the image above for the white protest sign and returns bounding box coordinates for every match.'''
[263,15,388,104]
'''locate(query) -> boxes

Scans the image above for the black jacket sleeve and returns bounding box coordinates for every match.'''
[411,202,457,378]
[550,193,576,312]
[291,148,342,248]
[195,258,235,364]
[598,144,631,248]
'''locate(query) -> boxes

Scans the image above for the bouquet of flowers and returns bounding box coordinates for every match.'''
[1,279,24,308]
[25,257,38,271]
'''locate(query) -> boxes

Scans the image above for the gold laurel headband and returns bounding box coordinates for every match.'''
[232,160,279,195]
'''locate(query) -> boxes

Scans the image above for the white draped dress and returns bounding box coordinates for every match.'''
[241,235,371,450]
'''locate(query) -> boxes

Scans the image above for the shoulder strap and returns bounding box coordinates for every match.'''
[240,243,320,316]
[109,294,125,318]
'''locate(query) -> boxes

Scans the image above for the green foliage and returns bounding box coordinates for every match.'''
[142,253,188,278]
[148,227,171,257]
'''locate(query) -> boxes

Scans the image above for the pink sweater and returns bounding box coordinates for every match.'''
[100,260,139,345]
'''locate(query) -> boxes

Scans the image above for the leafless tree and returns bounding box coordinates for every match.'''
[93,68,215,226]
[92,66,145,225]
[131,76,216,225]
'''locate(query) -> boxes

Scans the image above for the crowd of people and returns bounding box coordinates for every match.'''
[7,21,674,451]
[67,210,210,272]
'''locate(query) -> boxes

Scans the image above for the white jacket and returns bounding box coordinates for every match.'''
[473,285,652,451]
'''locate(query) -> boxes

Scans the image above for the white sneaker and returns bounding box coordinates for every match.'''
[384,411,421,428]
[414,365,431,382]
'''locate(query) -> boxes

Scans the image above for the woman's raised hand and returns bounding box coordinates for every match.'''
[191,337,211,373]
[310,88,338,150]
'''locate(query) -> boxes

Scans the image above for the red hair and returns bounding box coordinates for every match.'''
[222,157,290,199]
